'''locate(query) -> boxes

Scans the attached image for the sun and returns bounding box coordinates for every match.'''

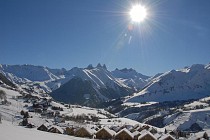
[129,4,147,23]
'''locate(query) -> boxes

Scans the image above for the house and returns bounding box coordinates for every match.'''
[149,127,158,134]
[115,128,134,140]
[48,125,64,134]
[138,125,150,132]
[138,131,156,140]
[110,125,121,133]
[37,123,51,132]
[159,134,175,140]
[124,125,135,132]
[96,127,116,139]
[74,127,95,138]
[65,127,75,135]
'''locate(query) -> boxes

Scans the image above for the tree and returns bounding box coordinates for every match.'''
[0,90,6,101]
[164,128,167,134]
[203,132,209,139]
[0,113,2,123]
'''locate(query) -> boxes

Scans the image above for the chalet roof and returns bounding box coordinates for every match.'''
[149,127,157,131]
[140,129,148,135]
[153,133,162,139]
[42,122,51,128]
[132,131,140,136]
[116,128,134,138]
[97,127,116,136]
[159,134,175,140]
[110,125,121,132]
[48,125,64,134]
[138,131,156,140]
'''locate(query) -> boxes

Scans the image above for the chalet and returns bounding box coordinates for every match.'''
[159,134,175,140]
[48,125,64,134]
[149,127,158,134]
[110,125,121,133]
[96,127,116,139]
[115,128,134,140]
[133,124,140,130]
[124,125,135,132]
[74,127,95,138]
[37,123,51,132]
[138,131,156,140]
[138,125,150,132]
[65,127,75,135]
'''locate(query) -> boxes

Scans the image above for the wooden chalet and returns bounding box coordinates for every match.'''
[74,127,95,138]
[115,128,134,140]
[96,127,116,139]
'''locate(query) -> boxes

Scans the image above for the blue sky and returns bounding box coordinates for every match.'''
[0,0,210,75]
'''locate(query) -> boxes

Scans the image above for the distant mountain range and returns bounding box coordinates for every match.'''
[0,64,150,107]
[1,63,210,107]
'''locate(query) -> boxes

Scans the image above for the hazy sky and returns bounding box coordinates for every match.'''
[0,0,210,75]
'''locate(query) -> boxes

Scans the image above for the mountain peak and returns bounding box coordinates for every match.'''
[96,63,102,68]
[189,64,205,71]
[87,64,94,69]
[102,64,107,70]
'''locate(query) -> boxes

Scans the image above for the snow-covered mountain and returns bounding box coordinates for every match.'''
[126,64,210,103]
[51,64,135,107]
[112,68,150,91]
[0,64,69,92]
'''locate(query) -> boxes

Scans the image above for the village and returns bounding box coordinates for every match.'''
[0,85,209,140]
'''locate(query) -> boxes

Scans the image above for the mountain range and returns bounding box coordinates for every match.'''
[0,63,149,106]
[0,63,210,107]
[125,64,210,103]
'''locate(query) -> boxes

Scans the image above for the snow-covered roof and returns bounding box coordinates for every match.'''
[41,122,51,128]
[48,125,64,134]
[132,131,140,136]
[138,131,156,140]
[159,134,175,140]
[50,101,65,108]
[97,127,116,136]
[116,128,134,138]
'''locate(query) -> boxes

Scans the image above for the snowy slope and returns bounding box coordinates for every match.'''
[0,120,89,140]
[126,64,210,103]
[0,64,68,93]
[164,96,210,131]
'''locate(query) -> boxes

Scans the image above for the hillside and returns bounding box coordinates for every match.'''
[126,64,210,103]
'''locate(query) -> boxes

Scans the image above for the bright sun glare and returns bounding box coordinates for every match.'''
[129,4,147,23]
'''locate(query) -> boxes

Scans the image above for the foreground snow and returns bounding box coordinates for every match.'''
[0,120,89,140]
